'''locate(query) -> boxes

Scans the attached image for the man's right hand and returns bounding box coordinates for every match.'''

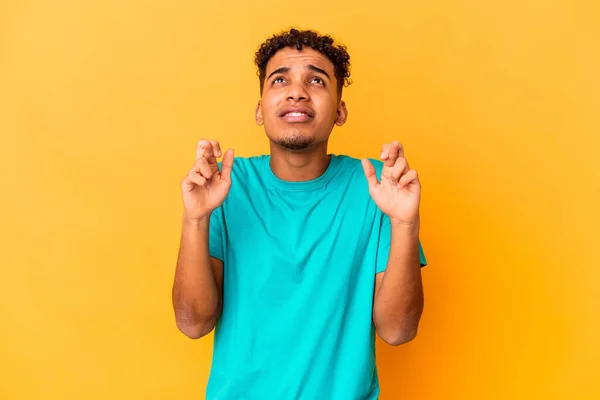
[181,139,234,221]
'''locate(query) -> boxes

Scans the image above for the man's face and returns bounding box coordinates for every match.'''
[256,47,347,151]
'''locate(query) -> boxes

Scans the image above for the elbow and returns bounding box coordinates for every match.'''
[374,311,422,346]
[175,318,215,339]
[378,326,419,346]
[172,294,221,339]
[374,302,423,346]
[174,308,218,339]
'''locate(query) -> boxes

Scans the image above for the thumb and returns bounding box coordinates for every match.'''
[361,158,379,191]
[219,148,235,182]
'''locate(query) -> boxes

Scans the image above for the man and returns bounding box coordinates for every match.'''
[172,28,427,400]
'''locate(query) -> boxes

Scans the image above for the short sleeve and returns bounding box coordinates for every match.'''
[375,213,428,274]
[209,207,225,262]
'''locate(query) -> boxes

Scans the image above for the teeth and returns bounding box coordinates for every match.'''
[286,112,306,116]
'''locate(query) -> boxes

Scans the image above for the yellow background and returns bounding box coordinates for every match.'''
[1,0,598,399]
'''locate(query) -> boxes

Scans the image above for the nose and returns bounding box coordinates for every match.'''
[286,81,309,102]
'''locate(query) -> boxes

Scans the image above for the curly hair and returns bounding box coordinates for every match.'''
[254,28,352,97]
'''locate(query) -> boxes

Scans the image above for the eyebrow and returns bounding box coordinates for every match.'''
[307,64,330,80]
[266,65,331,81]
[267,67,290,81]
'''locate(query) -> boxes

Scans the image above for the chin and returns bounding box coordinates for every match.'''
[272,132,316,151]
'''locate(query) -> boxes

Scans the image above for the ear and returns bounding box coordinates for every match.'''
[255,100,264,126]
[335,100,348,126]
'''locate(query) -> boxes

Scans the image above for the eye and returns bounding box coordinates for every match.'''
[272,76,285,84]
[310,77,324,85]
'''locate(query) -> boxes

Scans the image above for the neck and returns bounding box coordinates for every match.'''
[268,141,331,182]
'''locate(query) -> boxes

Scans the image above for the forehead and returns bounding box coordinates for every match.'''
[265,47,335,75]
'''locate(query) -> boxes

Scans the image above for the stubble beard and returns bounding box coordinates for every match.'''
[274,132,315,151]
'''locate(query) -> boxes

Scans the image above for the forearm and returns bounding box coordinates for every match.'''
[172,215,220,337]
[373,219,424,345]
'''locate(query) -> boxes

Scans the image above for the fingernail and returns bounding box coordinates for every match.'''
[380,152,386,159]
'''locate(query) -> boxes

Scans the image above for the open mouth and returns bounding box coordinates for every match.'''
[279,107,314,123]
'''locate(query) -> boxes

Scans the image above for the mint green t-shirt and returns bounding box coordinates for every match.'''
[207,154,427,400]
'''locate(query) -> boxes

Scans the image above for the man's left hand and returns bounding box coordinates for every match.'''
[361,141,421,226]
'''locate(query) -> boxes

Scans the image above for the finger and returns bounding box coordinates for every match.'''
[181,173,206,191]
[188,171,208,187]
[397,142,405,159]
[202,141,215,162]
[389,157,408,184]
[210,140,222,158]
[383,140,400,167]
[380,143,391,160]
[196,139,218,166]
[181,175,194,191]
[361,158,379,191]
[398,169,419,189]
[219,148,235,182]
[196,139,211,160]
[192,155,215,180]
[200,142,221,177]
